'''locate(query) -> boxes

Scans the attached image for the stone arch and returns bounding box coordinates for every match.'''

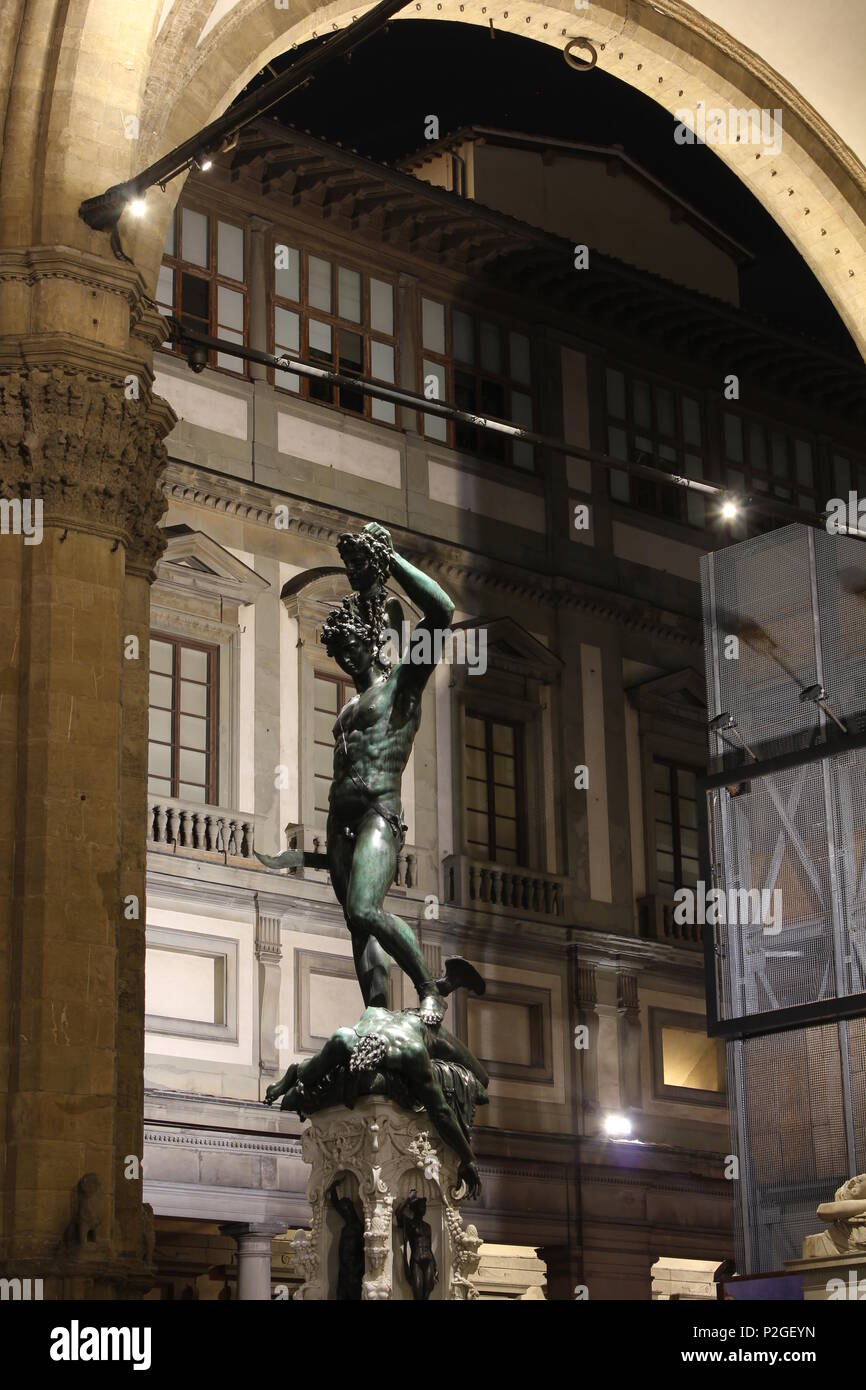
[2,2,865,351]
[121,0,866,355]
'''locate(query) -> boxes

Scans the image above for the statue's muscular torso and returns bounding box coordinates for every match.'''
[330,664,419,809]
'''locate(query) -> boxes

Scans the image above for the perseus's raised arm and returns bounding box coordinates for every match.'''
[361,523,454,629]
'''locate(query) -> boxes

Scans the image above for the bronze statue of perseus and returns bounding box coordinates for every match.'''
[261,521,459,1024]
[321,522,458,1025]
[260,521,489,1198]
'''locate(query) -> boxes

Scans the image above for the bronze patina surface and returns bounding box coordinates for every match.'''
[259,524,488,1193]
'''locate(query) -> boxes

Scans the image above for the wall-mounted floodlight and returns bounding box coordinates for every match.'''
[799,684,848,733]
[78,0,412,258]
[721,496,741,522]
[709,711,758,762]
[603,1113,632,1138]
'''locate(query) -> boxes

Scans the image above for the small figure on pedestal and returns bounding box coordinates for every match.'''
[329,1182,365,1301]
[395,1189,438,1301]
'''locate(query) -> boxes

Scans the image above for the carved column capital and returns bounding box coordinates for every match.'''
[0,365,174,570]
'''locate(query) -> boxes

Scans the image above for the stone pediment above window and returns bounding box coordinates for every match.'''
[154,525,269,607]
[629,668,707,727]
[454,616,563,684]
[280,566,350,629]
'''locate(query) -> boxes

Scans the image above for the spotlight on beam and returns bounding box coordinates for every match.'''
[709,711,758,762]
[720,496,740,522]
[799,684,848,733]
[127,197,147,218]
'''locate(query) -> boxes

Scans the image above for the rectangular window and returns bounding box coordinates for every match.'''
[464,711,525,866]
[722,410,819,517]
[420,298,535,471]
[651,1008,727,1104]
[604,366,706,526]
[652,759,699,893]
[158,205,248,375]
[832,451,866,502]
[660,1024,724,1091]
[148,635,218,804]
[313,672,353,820]
[271,239,399,427]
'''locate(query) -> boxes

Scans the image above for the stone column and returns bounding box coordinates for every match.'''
[248,215,274,372]
[220,1222,286,1300]
[0,336,174,1296]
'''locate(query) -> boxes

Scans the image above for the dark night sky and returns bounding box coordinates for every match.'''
[239,20,858,362]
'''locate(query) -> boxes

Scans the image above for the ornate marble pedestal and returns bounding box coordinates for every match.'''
[290,1095,481,1300]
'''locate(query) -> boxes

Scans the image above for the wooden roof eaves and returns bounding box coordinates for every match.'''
[218,124,866,414]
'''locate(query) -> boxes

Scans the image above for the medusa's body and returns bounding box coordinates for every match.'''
[265,1006,486,1198]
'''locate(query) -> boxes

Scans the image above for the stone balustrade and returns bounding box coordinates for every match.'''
[148,798,259,861]
[637,894,703,947]
[443,854,566,920]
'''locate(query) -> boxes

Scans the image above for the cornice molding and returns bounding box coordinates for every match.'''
[144,1125,302,1159]
[0,245,152,309]
[162,462,702,648]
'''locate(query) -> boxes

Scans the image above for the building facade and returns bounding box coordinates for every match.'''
[138,122,866,1299]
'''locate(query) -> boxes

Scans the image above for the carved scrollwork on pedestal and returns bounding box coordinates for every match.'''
[444,1207,482,1300]
[294,1097,481,1300]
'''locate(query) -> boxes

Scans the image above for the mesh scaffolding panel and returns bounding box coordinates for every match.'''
[701,525,866,1275]
[701,525,866,763]
[730,1023,865,1273]
[706,748,866,1026]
